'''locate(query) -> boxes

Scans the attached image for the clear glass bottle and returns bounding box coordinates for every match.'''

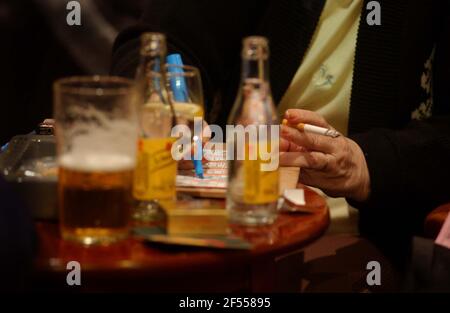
[226,36,280,226]
[133,33,177,225]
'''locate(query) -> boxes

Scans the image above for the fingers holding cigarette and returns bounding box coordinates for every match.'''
[280,108,341,154]
[285,109,330,128]
[283,108,341,139]
[281,123,336,154]
[279,109,371,202]
[281,119,341,138]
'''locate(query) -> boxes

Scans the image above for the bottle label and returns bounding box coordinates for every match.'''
[243,143,279,204]
[133,138,177,201]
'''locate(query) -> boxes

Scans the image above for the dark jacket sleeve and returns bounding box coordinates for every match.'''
[348,12,450,265]
[350,117,450,212]
[111,0,267,124]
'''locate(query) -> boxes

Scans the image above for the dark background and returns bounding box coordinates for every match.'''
[0,0,145,145]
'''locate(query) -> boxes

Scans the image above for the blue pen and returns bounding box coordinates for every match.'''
[166,54,204,179]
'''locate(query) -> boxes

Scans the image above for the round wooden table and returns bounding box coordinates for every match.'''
[33,187,329,293]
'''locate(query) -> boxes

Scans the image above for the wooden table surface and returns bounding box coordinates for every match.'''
[32,187,329,293]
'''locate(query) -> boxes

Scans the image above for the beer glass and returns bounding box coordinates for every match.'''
[54,76,138,245]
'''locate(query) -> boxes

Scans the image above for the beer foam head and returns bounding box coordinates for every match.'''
[59,105,138,161]
[59,153,135,172]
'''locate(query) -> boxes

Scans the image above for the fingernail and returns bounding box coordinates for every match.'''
[285,111,291,119]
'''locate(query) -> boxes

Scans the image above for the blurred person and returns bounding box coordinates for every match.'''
[112,0,450,269]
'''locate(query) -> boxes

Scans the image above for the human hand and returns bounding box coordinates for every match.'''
[280,109,371,202]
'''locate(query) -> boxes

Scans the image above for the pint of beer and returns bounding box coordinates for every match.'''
[54,76,138,245]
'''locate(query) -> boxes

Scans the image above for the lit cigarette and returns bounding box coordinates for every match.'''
[282,119,340,138]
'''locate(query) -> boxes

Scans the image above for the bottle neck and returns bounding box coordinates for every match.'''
[138,50,177,127]
[138,52,165,78]
[240,57,271,103]
[139,33,166,75]
[241,57,270,84]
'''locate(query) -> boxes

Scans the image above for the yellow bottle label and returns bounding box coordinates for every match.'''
[133,138,177,201]
[243,143,279,204]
